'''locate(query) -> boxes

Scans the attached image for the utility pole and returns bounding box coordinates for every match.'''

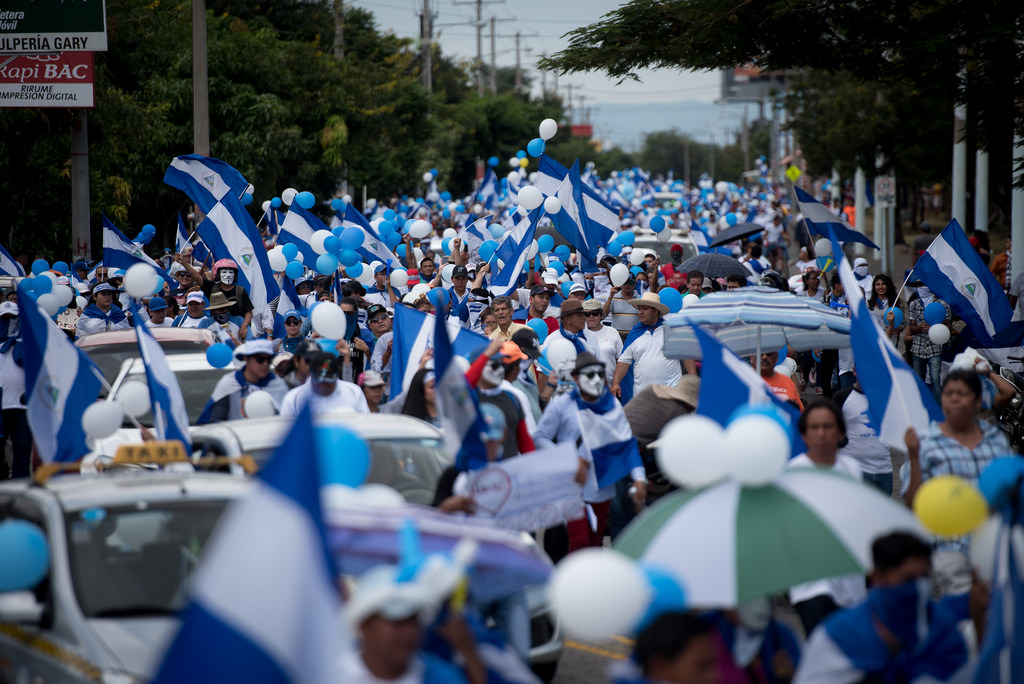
[540,58,547,97]
[419,0,433,92]
[453,0,499,95]
[489,16,496,94]
[741,107,750,171]
[566,84,573,122]
[193,0,209,155]
[333,0,345,59]
[71,111,90,259]
[514,32,522,93]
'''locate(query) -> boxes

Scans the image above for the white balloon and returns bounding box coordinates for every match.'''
[928,323,950,345]
[262,200,272,213]
[412,283,432,298]
[116,381,151,418]
[441,264,455,282]
[544,196,562,214]
[442,228,458,239]
[517,186,544,211]
[508,157,520,169]
[682,293,700,308]
[526,240,539,260]
[39,271,58,285]
[356,266,376,285]
[75,296,88,310]
[814,238,832,256]
[473,203,483,214]
[549,548,649,640]
[656,228,672,243]
[722,415,789,486]
[390,269,409,288]
[427,191,440,203]
[410,219,432,239]
[282,188,297,206]
[413,247,425,264]
[82,400,124,439]
[609,263,630,287]
[267,249,288,272]
[311,302,347,339]
[124,263,159,298]
[545,337,577,373]
[539,118,558,141]
[715,181,729,195]
[422,171,434,184]
[244,390,277,419]
[342,194,352,204]
[657,415,728,487]
[311,229,332,255]
[630,249,647,266]
[52,284,74,307]
[507,171,521,186]
[36,293,60,316]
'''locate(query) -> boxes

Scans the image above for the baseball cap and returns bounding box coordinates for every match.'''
[148,296,167,311]
[568,282,587,294]
[186,291,205,304]
[170,262,186,276]
[529,285,550,297]
[479,403,507,441]
[366,304,388,321]
[309,351,340,383]
[294,338,321,361]
[346,565,435,627]
[511,328,541,360]
[452,265,469,278]
[496,341,528,363]
[242,339,275,357]
[582,298,603,312]
[93,283,117,294]
[281,309,302,322]
[358,370,386,387]
[0,301,18,318]
[541,269,559,285]
[670,243,684,253]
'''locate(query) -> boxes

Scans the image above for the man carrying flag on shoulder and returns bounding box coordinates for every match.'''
[198,339,287,423]
[76,283,130,339]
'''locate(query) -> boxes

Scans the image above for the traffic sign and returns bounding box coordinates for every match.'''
[785,165,802,182]
[876,176,896,207]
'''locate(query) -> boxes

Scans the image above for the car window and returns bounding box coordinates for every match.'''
[123,369,222,425]
[86,342,209,389]
[65,501,227,617]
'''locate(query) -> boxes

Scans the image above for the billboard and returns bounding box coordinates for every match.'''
[0,52,94,108]
[720,65,788,102]
[0,0,107,53]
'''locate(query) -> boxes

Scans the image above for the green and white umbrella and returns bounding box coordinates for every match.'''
[614,467,925,607]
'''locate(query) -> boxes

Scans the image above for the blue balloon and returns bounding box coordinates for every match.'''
[442,209,451,219]
[206,343,233,368]
[404,219,416,234]
[340,226,364,250]
[561,282,573,298]
[635,565,687,632]
[726,212,738,226]
[527,318,549,344]
[396,244,406,259]
[924,301,946,326]
[979,457,1024,512]
[537,234,555,252]
[323,235,341,254]
[339,249,361,267]
[271,197,282,208]
[440,191,452,202]
[241,192,253,206]
[489,224,505,240]
[488,156,500,167]
[516,150,527,159]
[630,266,644,276]
[142,223,156,234]
[315,425,370,487]
[550,261,565,277]
[52,261,69,275]
[606,238,622,256]
[650,216,666,233]
[442,237,453,256]
[330,198,345,211]
[296,191,316,210]
[281,243,299,260]
[385,232,402,249]
[346,262,363,278]
[659,288,683,313]
[427,288,450,309]
[31,259,48,275]
[32,276,52,295]
[618,231,636,246]
[527,137,545,157]
[316,253,339,275]
[332,225,345,238]
[479,240,499,262]
[377,220,394,235]
[0,520,50,592]
[285,260,304,279]
[430,168,438,177]
[554,245,571,262]
[885,307,904,328]
[384,209,397,221]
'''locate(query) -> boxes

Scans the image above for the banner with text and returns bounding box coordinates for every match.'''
[468,443,585,532]
[0,0,107,53]
[0,52,94,108]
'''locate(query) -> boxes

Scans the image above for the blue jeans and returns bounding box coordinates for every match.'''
[863,471,894,497]
[913,354,942,402]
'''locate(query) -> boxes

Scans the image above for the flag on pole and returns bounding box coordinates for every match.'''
[911,219,1013,347]
[477,167,501,210]
[151,404,343,684]
[795,187,880,249]
[278,204,327,268]
[973,513,1024,684]
[195,200,281,312]
[163,154,251,215]
[102,216,176,285]
[0,242,24,276]
[536,154,621,233]
[389,305,489,399]
[458,215,492,259]
[487,208,542,296]
[177,214,210,264]
[433,302,489,470]
[18,284,103,464]
[135,323,192,452]
[550,160,612,271]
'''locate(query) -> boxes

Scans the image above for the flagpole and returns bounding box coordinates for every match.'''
[892,266,917,309]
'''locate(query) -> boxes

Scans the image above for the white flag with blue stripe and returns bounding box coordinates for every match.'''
[196,200,281,312]
[550,160,612,271]
[163,154,252,215]
[536,154,620,233]
[151,404,343,684]
[390,305,489,398]
[135,323,192,452]
[477,167,501,209]
[18,283,103,463]
[458,215,492,259]
[796,186,879,249]
[488,207,542,296]
[0,242,25,276]
[912,219,1013,347]
[177,214,210,264]
[102,216,176,286]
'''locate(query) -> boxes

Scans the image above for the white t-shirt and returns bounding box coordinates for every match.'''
[145,318,174,328]
[589,324,624,383]
[339,648,424,684]
[838,390,892,475]
[617,325,682,393]
[279,379,370,416]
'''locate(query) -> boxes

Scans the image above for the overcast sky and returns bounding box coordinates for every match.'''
[349,0,752,149]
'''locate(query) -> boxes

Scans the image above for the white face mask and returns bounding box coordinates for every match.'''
[482,362,505,386]
[219,270,236,285]
[854,265,869,277]
[576,366,606,396]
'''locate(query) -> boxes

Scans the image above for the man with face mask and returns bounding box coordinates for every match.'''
[794,532,976,684]
[534,352,646,551]
[465,339,536,460]
[179,257,254,340]
[279,351,369,415]
[0,301,31,479]
[199,291,242,346]
[906,280,952,402]
[851,257,873,299]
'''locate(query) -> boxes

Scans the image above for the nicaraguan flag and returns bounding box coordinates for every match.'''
[433,304,489,471]
[177,214,210,264]
[163,154,251,215]
[278,204,326,268]
[689,323,804,458]
[949,321,1024,372]
[606,186,630,211]
[389,305,489,399]
[0,242,24,276]
[18,282,103,463]
[135,323,192,452]
[336,204,401,266]
[458,215,492,260]
[277,274,306,317]
[574,389,643,489]
[973,514,1024,684]
[551,159,610,271]
[151,404,343,684]
[478,167,501,209]
[912,219,1012,347]
[488,208,542,296]
[196,200,281,312]
[795,187,879,249]
[828,228,943,448]
[103,216,176,286]
[536,153,620,233]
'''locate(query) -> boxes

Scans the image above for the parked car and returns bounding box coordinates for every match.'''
[77,328,218,389]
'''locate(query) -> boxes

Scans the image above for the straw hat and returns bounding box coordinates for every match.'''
[651,375,700,408]
[628,291,669,316]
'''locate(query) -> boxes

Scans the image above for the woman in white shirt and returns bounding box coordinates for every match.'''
[582,298,622,383]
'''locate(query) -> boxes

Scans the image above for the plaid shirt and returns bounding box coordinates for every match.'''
[920,420,1010,552]
[907,297,952,359]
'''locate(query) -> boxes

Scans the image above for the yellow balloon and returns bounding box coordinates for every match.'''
[913,475,988,537]
[519,158,529,169]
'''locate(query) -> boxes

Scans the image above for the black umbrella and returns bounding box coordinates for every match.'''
[678,253,751,280]
[707,222,764,248]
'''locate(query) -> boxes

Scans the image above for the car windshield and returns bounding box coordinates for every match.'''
[65,501,227,618]
[86,342,208,390]
[123,369,221,425]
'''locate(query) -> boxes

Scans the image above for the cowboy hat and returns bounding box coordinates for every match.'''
[628,291,669,316]
[651,375,700,408]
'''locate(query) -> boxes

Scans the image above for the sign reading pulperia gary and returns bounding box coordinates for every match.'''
[0,0,107,53]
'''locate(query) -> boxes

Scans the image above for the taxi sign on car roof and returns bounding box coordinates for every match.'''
[114,440,188,464]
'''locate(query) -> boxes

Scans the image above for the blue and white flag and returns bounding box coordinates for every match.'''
[950,321,1024,373]
[18,283,103,464]
[689,323,804,458]
[478,167,501,209]
[795,187,879,249]
[277,274,306,317]
[828,228,943,448]
[390,305,489,399]
[151,404,343,684]
[574,388,643,489]
[163,154,252,215]
[536,154,621,233]
[336,204,401,266]
[0,242,24,276]
[912,219,1012,347]
[973,514,1024,684]
[103,216,176,285]
[278,204,327,268]
[550,160,612,271]
[458,215,492,259]
[196,200,281,312]
[488,208,542,297]
[177,214,210,265]
[433,303,489,470]
[135,323,192,452]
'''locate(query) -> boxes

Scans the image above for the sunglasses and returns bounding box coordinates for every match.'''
[250,355,273,364]
[577,369,603,379]
[369,316,388,324]
[584,311,603,317]
[285,319,301,325]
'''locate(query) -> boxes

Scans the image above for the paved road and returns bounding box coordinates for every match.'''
[551,635,631,683]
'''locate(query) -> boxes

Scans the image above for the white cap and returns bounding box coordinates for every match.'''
[541,269,559,285]
[0,301,18,318]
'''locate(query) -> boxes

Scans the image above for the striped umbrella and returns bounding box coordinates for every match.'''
[664,286,851,359]
[614,467,924,607]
